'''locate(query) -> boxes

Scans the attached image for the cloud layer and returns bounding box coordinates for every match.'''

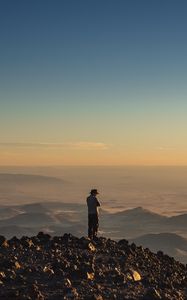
[0,142,109,151]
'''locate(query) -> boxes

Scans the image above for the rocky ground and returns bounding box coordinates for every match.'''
[0,233,187,299]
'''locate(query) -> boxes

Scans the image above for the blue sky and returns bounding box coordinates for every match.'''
[0,0,187,165]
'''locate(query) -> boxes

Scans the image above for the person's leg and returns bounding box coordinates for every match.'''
[95,214,99,235]
[93,214,99,239]
[88,214,93,239]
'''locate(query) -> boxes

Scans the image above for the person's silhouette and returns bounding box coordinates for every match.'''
[86,189,101,239]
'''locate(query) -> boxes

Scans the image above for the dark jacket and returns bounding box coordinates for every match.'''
[87,195,100,215]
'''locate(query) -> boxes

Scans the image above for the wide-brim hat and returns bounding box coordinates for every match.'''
[90,189,99,195]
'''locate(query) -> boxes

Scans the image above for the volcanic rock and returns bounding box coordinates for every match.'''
[0,233,186,299]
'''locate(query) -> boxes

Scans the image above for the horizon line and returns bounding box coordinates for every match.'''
[1,164,187,168]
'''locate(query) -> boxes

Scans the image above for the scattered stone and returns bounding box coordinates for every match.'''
[63,278,72,287]
[130,269,141,281]
[15,261,22,269]
[143,287,162,299]
[1,239,9,248]
[87,272,95,280]
[87,242,96,252]
[0,235,6,246]
[88,294,103,300]
[65,287,79,299]
[0,233,186,299]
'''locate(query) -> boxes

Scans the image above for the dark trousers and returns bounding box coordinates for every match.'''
[88,214,99,239]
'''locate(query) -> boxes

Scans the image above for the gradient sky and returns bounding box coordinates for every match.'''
[1,0,187,165]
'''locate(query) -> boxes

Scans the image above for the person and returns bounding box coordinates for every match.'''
[86,189,101,239]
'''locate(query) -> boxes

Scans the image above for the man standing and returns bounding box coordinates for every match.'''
[87,189,101,239]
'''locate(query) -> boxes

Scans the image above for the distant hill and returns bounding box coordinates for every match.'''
[0,207,23,219]
[168,213,187,227]
[20,202,50,213]
[0,212,58,227]
[0,225,37,238]
[113,206,166,222]
[131,232,187,263]
[101,206,168,239]
[43,201,85,211]
[1,203,187,263]
[0,173,63,184]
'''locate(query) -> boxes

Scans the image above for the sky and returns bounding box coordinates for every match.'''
[0,0,187,166]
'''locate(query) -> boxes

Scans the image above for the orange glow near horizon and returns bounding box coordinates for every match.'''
[0,145,187,166]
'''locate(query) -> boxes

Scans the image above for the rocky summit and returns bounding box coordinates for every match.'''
[0,233,187,300]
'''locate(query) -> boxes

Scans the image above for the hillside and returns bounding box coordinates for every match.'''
[0,233,187,299]
[131,233,187,264]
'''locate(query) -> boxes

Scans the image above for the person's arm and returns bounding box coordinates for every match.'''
[96,198,100,207]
